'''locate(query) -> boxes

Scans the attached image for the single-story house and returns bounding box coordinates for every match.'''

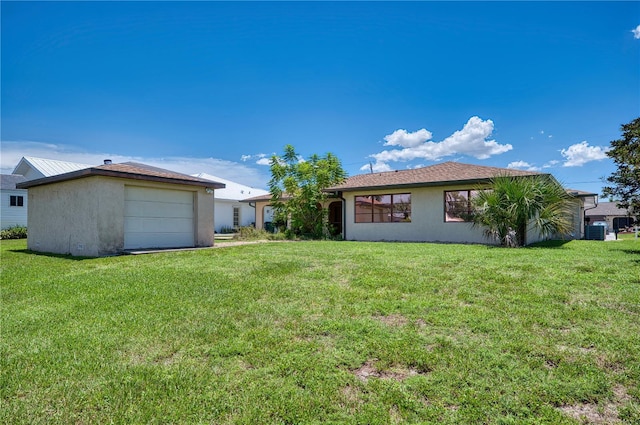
[586,201,635,231]
[0,174,28,229]
[192,173,269,233]
[11,156,262,237]
[245,161,595,245]
[17,161,224,256]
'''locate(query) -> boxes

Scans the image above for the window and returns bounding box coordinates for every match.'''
[444,190,479,222]
[233,207,240,228]
[10,195,24,207]
[354,193,411,223]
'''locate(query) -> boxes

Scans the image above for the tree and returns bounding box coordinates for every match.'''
[268,145,346,238]
[602,117,640,220]
[471,174,574,247]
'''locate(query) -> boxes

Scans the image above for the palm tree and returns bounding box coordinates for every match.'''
[471,174,574,247]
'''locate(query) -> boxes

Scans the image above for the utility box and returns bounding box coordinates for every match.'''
[584,225,605,241]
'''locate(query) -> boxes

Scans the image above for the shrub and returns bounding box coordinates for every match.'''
[218,226,236,234]
[237,226,290,241]
[0,226,27,240]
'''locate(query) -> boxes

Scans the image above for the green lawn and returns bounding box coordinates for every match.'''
[2,239,639,424]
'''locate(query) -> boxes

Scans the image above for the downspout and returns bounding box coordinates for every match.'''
[248,202,256,227]
[338,191,346,240]
[582,195,598,239]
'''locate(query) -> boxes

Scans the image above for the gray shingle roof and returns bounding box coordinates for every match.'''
[327,161,544,192]
[585,202,632,217]
[0,174,28,190]
[16,162,225,190]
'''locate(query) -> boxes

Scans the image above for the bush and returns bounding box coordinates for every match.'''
[237,226,290,241]
[218,226,236,234]
[0,225,27,240]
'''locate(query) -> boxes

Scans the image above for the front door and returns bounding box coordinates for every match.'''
[328,201,343,237]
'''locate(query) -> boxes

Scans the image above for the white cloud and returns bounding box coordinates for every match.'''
[507,161,541,171]
[542,160,559,169]
[632,24,640,39]
[383,128,433,148]
[359,161,393,173]
[560,141,609,167]
[407,164,425,170]
[256,157,271,166]
[241,153,270,163]
[1,141,270,188]
[368,117,512,167]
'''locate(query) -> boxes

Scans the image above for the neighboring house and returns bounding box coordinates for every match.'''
[586,201,635,231]
[241,192,289,233]
[0,174,28,229]
[192,173,269,232]
[17,162,224,257]
[246,161,594,245]
[13,156,93,180]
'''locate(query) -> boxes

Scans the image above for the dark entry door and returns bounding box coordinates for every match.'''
[328,201,343,237]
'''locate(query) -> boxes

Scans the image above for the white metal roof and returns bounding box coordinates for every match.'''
[193,173,268,201]
[13,156,93,180]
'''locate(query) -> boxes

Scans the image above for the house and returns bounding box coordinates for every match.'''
[192,173,269,232]
[13,156,93,180]
[0,174,28,229]
[246,161,594,245]
[16,161,224,256]
[586,201,635,231]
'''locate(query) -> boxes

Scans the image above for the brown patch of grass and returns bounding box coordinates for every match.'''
[339,384,364,414]
[374,313,409,327]
[389,405,402,424]
[559,385,631,424]
[352,359,421,383]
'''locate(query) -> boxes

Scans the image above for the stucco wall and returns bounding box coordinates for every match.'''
[343,185,493,244]
[27,176,214,256]
[195,188,214,246]
[27,177,106,256]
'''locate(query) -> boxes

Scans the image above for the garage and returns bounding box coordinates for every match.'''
[124,186,195,249]
[17,161,223,257]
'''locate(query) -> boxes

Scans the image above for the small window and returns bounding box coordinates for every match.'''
[444,190,479,222]
[233,207,240,228]
[354,193,411,223]
[10,195,24,207]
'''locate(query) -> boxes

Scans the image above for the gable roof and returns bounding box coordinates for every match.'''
[327,161,544,192]
[192,173,268,201]
[16,162,225,190]
[0,174,28,190]
[13,156,93,179]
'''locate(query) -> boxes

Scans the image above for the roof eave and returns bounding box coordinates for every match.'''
[326,177,501,193]
[16,167,225,189]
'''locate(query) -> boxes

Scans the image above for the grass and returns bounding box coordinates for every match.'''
[1,238,639,424]
[618,232,639,241]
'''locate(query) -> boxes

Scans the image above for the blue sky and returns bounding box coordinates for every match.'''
[2,1,639,194]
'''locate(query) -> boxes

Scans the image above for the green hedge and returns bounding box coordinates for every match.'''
[0,226,27,240]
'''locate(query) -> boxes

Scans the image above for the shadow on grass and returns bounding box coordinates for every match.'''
[9,249,98,261]
[617,248,640,266]
[526,240,573,249]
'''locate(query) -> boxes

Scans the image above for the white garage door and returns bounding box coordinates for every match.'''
[124,186,194,249]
